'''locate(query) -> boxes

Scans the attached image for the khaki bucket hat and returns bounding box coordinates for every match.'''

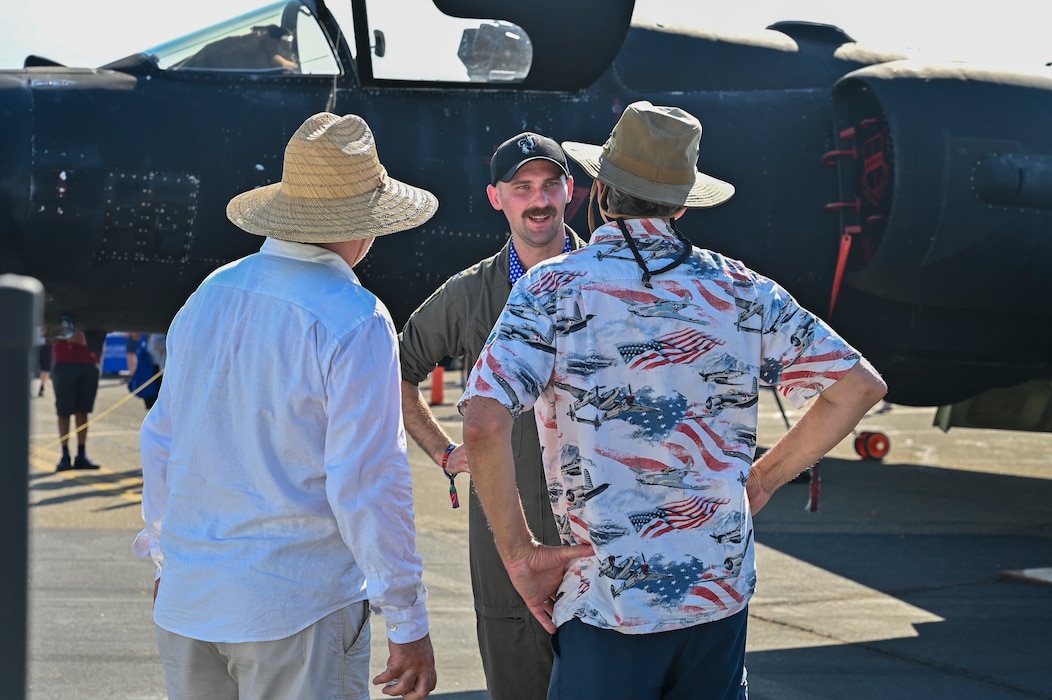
[227,112,438,242]
[562,101,734,208]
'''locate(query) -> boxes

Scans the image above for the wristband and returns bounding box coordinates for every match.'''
[441,443,460,509]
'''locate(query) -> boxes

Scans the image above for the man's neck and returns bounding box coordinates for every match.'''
[513,228,567,271]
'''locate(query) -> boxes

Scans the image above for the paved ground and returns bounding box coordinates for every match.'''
[21,371,1052,699]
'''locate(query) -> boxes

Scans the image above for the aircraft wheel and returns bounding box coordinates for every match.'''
[853,431,870,457]
[854,431,890,460]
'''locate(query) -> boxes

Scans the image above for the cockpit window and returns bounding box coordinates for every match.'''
[146,1,339,75]
[139,0,530,83]
[365,0,532,83]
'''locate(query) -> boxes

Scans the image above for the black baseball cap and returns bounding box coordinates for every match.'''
[490,132,570,186]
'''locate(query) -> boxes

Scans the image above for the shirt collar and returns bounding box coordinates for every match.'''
[588,217,678,246]
[260,237,358,280]
[509,230,572,285]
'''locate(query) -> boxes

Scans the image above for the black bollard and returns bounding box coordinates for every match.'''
[0,274,44,700]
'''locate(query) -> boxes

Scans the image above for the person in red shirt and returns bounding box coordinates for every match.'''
[51,330,101,471]
[36,326,51,398]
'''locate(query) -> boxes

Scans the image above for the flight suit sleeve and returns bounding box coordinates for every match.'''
[399,277,468,386]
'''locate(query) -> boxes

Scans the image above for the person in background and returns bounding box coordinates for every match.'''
[143,334,166,410]
[36,326,51,398]
[125,332,140,376]
[127,333,167,410]
[399,131,584,699]
[134,112,438,700]
[51,329,101,471]
[460,101,887,699]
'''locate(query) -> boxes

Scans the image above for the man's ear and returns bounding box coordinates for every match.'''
[486,184,503,211]
[565,176,574,202]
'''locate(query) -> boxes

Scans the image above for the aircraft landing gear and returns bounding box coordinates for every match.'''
[854,431,890,460]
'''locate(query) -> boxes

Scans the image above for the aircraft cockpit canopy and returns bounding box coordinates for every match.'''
[145,1,338,74]
[134,0,534,84]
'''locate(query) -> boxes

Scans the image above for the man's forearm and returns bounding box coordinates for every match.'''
[400,379,455,465]
[751,359,887,497]
[462,397,534,560]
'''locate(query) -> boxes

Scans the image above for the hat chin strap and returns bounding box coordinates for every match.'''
[613,217,692,289]
[587,180,628,233]
[587,180,601,234]
[589,181,692,289]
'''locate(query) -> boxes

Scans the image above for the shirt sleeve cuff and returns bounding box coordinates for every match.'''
[373,600,429,645]
[131,529,150,558]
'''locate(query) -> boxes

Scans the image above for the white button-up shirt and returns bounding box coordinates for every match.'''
[134,238,428,644]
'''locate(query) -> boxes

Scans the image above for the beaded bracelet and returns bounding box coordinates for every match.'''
[441,443,460,509]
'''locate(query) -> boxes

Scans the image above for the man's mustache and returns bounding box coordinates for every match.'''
[523,206,558,219]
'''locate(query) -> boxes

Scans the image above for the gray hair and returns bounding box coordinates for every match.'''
[602,185,682,219]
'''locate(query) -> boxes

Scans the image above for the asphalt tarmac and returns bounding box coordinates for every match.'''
[23,371,1052,699]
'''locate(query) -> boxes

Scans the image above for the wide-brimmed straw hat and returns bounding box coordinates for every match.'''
[227,112,438,242]
[562,101,734,208]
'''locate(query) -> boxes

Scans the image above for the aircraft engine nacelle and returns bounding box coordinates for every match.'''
[828,60,1052,315]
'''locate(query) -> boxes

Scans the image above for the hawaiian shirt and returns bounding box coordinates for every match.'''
[460,217,860,634]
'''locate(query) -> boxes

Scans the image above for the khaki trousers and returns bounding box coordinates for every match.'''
[156,601,371,699]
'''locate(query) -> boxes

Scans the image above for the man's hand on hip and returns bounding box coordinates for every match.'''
[505,541,594,634]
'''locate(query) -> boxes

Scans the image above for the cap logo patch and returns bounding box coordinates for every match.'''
[517,135,537,154]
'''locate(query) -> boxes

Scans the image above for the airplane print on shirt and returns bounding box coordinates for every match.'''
[698,354,751,386]
[606,552,752,617]
[599,553,674,598]
[586,278,718,326]
[594,236,673,262]
[563,352,618,376]
[554,300,596,335]
[614,388,688,438]
[555,380,661,430]
[626,292,709,325]
[495,311,555,354]
[596,391,751,481]
[611,385,756,465]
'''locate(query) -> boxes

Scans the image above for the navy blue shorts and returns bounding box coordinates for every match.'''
[52,362,99,416]
[549,607,748,700]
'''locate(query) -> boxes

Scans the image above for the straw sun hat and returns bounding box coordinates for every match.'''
[561,101,734,209]
[227,112,438,243]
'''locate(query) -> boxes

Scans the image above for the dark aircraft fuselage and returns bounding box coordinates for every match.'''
[1,0,1050,411]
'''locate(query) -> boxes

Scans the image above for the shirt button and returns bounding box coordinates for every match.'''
[388,624,397,631]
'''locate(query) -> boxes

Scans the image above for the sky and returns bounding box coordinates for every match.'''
[0,0,1048,70]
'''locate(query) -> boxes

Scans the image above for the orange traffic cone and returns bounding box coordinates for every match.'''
[429,365,445,405]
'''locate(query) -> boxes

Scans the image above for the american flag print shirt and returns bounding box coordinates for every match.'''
[460,217,860,634]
